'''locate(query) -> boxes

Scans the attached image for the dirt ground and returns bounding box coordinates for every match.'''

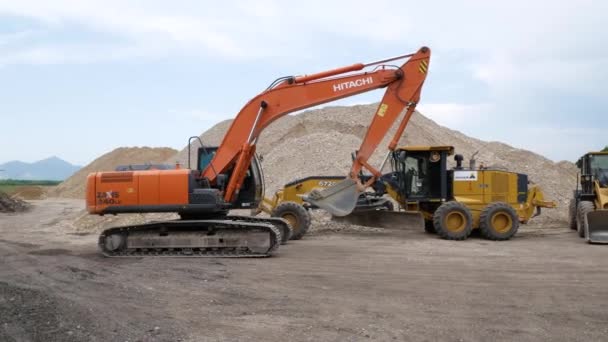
[1,199,607,342]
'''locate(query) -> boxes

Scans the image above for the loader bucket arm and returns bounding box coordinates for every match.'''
[202,47,431,205]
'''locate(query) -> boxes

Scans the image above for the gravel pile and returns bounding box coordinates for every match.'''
[51,147,177,199]
[0,191,30,213]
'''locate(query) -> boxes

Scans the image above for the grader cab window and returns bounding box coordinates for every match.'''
[404,156,429,197]
[393,150,443,199]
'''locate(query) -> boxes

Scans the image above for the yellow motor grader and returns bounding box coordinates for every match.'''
[260,146,556,241]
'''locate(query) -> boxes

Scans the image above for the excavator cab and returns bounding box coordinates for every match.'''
[196,146,264,210]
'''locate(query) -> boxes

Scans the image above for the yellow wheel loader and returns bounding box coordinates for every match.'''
[569,152,608,243]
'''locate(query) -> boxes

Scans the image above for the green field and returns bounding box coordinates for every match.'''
[0,179,61,194]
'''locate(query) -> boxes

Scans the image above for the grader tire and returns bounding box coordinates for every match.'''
[271,201,311,240]
[479,202,519,241]
[576,201,595,239]
[568,199,577,230]
[433,202,473,240]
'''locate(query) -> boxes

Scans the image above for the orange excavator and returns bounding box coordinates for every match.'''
[86,46,431,257]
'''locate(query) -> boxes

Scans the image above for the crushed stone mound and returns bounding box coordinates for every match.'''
[51,147,178,199]
[11,186,48,200]
[0,191,30,213]
[174,103,575,223]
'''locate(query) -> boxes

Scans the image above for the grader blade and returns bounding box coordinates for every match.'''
[333,210,424,230]
[586,210,608,244]
[304,179,359,217]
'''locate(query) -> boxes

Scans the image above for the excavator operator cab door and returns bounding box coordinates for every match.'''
[390,149,448,201]
[197,147,264,209]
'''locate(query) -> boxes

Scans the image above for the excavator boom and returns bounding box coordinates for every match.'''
[203,47,431,203]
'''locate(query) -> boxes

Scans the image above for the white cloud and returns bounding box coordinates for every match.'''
[503,125,606,162]
[171,108,230,124]
[473,54,608,98]
[0,0,606,163]
[418,103,493,128]
[1,0,606,69]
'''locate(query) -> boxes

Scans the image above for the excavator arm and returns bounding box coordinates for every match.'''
[204,47,431,205]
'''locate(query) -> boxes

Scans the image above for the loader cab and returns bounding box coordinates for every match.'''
[388,146,453,202]
[196,146,264,209]
[577,152,608,193]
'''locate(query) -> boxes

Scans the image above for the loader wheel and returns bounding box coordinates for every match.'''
[271,201,311,240]
[576,201,595,239]
[433,202,473,240]
[424,220,436,234]
[479,202,519,241]
[568,199,577,230]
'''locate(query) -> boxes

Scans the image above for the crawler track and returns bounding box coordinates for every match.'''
[98,219,281,257]
[227,215,293,242]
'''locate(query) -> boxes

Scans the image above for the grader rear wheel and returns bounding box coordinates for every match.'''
[433,201,473,240]
[271,201,311,240]
[479,202,519,240]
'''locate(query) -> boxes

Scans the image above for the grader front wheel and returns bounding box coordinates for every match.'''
[271,201,311,240]
[479,202,519,241]
[433,201,473,240]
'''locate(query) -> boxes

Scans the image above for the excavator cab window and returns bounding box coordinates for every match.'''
[196,147,263,208]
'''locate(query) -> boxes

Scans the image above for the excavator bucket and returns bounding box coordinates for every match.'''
[585,210,608,244]
[333,210,424,230]
[304,179,359,217]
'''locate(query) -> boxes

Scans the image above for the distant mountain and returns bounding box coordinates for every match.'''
[0,156,81,181]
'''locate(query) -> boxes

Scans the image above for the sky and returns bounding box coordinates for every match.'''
[0,0,606,166]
